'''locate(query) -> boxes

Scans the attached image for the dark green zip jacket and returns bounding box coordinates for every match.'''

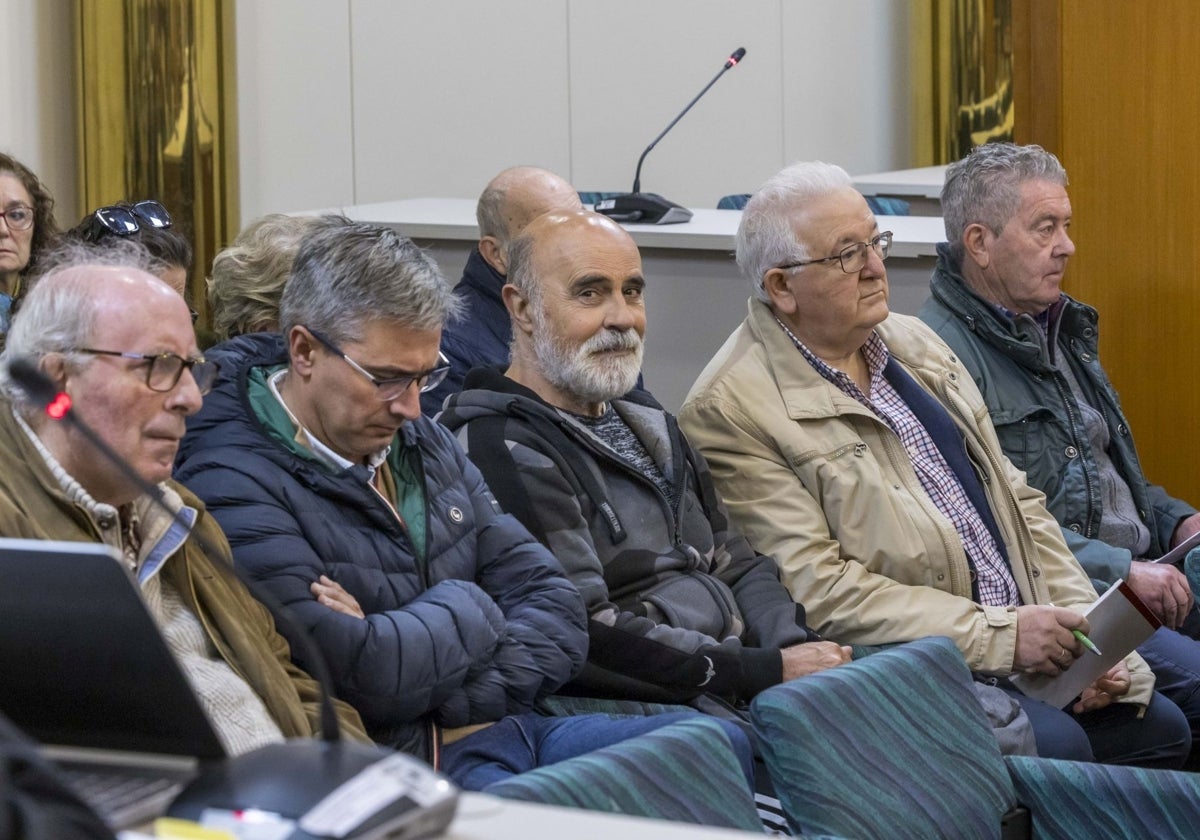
[919,244,1195,587]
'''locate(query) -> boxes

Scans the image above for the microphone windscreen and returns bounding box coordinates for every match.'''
[732,47,746,62]
[7,357,60,408]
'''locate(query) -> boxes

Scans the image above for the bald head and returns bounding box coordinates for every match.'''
[476,166,582,274]
[503,210,645,415]
[508,210,640,294]
[2,260,190,394]
[1,262,203,505]
[61,264,187,326]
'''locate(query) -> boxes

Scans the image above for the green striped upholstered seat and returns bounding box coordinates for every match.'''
[750,636,1020,839]
[482,715,765,832]
[1006,755,1200,839]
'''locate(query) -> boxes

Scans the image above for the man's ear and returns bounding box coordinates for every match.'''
[287,326,318,377]
[762,268,798,316]
[479,236,507,275]
[962,223,992,270]
[502,283,535,337]
[40,353,70,392]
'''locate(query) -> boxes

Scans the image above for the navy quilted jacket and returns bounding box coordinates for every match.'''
[420,249,511,416]
[175,333,587,760]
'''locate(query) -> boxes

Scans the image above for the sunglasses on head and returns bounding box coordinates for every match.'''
[85,200,172,243]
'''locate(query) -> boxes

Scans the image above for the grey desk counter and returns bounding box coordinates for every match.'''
[319,199,945,412]
[850,165,948,199]
[441,792,763,839]
[850,165,948,216]
[125,792,762,839]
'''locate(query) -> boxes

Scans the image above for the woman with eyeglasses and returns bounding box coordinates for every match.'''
[0,152,60,347]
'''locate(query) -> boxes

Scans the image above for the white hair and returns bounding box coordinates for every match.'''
[735,162,853,302]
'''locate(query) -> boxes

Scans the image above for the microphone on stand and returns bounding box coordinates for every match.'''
[595,47,746,225]
[7,357,458,840]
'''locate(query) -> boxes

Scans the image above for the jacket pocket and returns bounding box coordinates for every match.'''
[790,440,868,469]
[641,571,739,640]
[990,406,1055,475]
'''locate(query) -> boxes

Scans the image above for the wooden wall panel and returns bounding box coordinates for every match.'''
[1011,0,1059,152]
[1016,1,1200,506]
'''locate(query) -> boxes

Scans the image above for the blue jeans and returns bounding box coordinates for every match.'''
[440,711,755,791]
[1137,627,1200,768]
[1001,685,1190,769]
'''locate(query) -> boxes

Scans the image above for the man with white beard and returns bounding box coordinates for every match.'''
[440,209,849,717]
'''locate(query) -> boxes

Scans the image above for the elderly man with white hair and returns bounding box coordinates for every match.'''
[0,241,370,756]
[679,160,1190,769]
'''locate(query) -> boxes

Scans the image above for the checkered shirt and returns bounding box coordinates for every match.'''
[775,319,1020,607]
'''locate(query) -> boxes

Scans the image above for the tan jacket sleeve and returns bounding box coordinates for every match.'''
[680,391,1024,675]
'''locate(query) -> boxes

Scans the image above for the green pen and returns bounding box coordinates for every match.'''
[1073,629,1103,657]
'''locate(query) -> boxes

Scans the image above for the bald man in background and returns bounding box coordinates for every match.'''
[421,166,582,414]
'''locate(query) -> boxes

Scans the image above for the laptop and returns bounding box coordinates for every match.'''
[0,537,228,829]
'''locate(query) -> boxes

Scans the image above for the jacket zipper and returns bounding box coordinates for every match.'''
[552,413,686,547]
[414,448,433,589]
[367,447,431,589]
[876,424,972,594]
[369,446,438,764]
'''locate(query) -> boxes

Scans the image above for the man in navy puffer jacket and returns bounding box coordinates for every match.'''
[175,220,731,789]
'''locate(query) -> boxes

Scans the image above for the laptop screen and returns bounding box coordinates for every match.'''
[0,537,226,760]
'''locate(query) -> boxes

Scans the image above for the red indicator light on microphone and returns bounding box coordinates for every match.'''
[46,393,72,420]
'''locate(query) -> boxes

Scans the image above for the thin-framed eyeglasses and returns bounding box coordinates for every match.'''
[85,200,173,243]
[0,204,35,232]
[305,327,450,400]
[777,230,893,275]
[75,348,219,395]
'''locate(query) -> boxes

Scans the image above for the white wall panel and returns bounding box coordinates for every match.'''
[1,0,78,221]
[350,0,572,204]
[567,0,785,208]
[6,3,923,235]
[230,1,920,219]
[781,0,916,176]
[235,0,355,220]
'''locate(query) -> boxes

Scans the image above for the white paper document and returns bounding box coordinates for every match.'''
[1153,529,1200,565]
[1010,580,1161,709]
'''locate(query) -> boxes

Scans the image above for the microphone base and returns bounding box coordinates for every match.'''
[594,192,694,225]
[168,739,459,839]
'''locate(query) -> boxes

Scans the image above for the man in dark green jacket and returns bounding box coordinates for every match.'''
[919,142,1200,764]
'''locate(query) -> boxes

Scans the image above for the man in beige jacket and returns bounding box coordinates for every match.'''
[680,160,1189,768]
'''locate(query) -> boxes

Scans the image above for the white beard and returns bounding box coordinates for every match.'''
[532,321,644,405]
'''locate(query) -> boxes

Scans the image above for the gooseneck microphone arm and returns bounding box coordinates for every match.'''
[631,46,746,193]
[7,357,343,745]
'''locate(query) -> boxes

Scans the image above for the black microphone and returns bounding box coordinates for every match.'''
[595,46,747,226]
[7,358,458,838]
